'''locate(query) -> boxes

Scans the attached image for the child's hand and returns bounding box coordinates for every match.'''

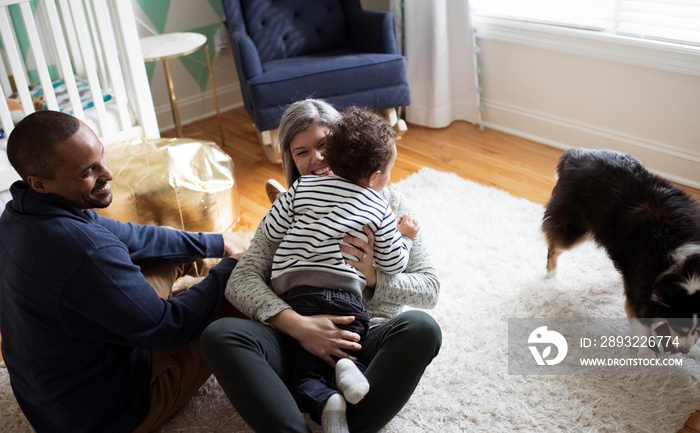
[397,214,420,240]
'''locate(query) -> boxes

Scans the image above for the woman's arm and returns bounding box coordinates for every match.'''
[374,187,439,308]
[341,188,439,310]
[372,226,439,308]
[226,223,288,322]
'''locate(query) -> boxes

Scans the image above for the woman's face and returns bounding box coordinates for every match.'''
[289,124,332,177]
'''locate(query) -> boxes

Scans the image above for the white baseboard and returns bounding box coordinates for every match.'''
[482,98,700,189]
[154,82,244,133]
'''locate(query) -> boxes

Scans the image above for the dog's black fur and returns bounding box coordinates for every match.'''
[542,148,700,352]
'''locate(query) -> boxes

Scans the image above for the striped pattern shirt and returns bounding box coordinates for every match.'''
[262,175,411,297]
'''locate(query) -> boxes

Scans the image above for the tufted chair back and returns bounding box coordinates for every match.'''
[237,0,356,63]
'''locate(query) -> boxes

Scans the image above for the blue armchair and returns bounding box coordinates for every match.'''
[221,0,410,160]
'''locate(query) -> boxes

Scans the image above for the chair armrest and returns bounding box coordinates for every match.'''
[347,10,398,55]
[231,30,263,79]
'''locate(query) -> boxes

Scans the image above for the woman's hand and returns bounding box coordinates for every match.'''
[340,224,377,288]
[268,309,362,366]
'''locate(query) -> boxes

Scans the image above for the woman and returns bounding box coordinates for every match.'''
[200,99,442,433]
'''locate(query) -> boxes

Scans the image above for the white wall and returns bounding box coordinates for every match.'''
[475,18,700,188]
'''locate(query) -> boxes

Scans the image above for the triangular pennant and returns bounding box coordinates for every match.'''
[206,0,225,20]
[144,62,157,88]
[134,0,172,34]
[178,24,220,92]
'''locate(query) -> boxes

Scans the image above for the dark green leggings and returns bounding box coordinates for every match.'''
[200,310,442,433]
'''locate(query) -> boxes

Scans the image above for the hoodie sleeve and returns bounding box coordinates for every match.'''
[59,241,237,349]
[89,211,224,264]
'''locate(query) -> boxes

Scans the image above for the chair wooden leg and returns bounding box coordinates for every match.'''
[382,108,407,139]
[257,129,282,164]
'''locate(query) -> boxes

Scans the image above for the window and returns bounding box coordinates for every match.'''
[470,0,700,47]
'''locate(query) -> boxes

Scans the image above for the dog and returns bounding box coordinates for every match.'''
[542,148,700,354]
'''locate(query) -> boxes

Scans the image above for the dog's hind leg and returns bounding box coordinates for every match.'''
[543,226,590,276]
[546,240,563,276]
[542,189,590,276]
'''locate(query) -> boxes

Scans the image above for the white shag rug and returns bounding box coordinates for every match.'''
[3,167,700,432]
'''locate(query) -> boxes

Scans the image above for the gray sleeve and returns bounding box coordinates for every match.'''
[368,188,440,309]
[225,222,290,323]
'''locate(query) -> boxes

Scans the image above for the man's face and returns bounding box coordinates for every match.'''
[35,123,114,210]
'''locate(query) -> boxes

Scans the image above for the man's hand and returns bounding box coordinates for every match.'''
[222,232,251,260]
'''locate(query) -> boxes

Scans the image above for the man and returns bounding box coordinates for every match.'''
[0,111,244,432]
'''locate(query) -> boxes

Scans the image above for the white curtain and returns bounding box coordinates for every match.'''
[403,0,481,128]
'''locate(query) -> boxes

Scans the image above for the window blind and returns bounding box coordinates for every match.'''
[471,0,700,46]
[617,0,700,44]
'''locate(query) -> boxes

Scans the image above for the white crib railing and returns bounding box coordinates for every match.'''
[0,0,159,193]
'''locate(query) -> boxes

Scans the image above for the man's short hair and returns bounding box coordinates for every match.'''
[7,110,80,181]
[325,106,396,183]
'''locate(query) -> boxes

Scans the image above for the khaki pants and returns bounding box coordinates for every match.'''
[132,259,244,433]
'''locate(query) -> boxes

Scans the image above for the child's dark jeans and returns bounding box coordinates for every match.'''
[283,285,370,422]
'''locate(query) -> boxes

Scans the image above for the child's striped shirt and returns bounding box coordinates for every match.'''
[262,174,411,297]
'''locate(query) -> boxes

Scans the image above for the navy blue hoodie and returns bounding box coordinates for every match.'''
[0,181,234,432]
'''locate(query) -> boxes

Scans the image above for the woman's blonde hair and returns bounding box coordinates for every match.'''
[278,99,341,187]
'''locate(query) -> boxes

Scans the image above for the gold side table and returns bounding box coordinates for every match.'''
[140,32,225,146]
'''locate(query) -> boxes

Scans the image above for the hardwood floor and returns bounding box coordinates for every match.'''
[1,108,698,363]
[168,106,700,232]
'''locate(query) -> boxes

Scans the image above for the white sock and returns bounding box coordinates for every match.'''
[335,358,369,404]
[321,393,349,433]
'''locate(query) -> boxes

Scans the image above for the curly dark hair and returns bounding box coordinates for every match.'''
[7,110,79,181]
[325,106,396,183]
